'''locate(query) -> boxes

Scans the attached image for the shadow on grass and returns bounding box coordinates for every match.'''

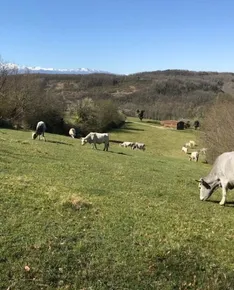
[206,200,234,207]
[110,139,123,144]
[108,150,132,156]
[83,147,131,156]
[46,140,73,146]
[116,129,144,134]
[111,124,144,134]
[122,127,145,132]
[147,245,234,289]
[0,148,62,162]
[145,120,161,125]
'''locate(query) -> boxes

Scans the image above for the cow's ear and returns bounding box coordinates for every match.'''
[201,178,211,189]
[195,179,200,182]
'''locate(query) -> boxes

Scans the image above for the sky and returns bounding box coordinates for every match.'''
[1,0,234,74]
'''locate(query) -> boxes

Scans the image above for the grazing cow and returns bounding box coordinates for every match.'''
[189,140,197,147]
[81,132,109,151]
[185,142,191,148]
[32,121,46,141]
[189,151,199,162]
[196,151,234,205]
[132,142,145,151]
[182,146,188,154]
[69,128,76,138]
[120,141,134,148]
[200,148,208,155]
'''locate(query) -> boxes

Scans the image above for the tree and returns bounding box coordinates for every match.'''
[136,109,145,121]
[193,120,200,130]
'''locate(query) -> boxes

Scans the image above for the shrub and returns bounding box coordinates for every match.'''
[0,62,66,132]
[71,98,125,135]
[200,97,234,163]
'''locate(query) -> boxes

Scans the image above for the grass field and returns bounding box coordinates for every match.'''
[1,118,234,289]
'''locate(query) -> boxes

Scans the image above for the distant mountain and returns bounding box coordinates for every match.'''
[3,63,111,75]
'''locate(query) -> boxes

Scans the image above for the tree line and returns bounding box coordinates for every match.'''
[2,57,234,162]
[0,59,125,135]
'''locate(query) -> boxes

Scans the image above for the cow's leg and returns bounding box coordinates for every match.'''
[94,143,98,150]
[219,183,228,205]
[104,143,109,151]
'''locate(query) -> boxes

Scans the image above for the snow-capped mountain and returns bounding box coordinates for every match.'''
[21,66,110,74]
[2,63,111,75]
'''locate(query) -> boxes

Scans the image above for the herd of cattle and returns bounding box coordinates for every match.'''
[32,121,234,206]
[181,140,207,163]
[32,121,145,152]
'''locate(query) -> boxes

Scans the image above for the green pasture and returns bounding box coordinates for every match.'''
[1,119,234,290]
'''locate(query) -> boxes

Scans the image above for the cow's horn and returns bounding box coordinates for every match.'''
[201,178,211,189]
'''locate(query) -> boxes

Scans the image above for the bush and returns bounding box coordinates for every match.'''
[200,97,234,163]
[0,63,66,132]
[70,98,125,135]
[0,117,13,129]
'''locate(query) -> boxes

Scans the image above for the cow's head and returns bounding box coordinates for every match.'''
[32,132,38,140]
[81,138,87,146]
[196,178,212,201]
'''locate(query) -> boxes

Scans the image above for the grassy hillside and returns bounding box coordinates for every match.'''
[1,120,234,289]
[40,70,234,120]
[2,69,234,134]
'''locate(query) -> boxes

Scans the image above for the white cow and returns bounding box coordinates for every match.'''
[182,146,188,154]
[120,141,134,148]
[200,148,208,155]
[69,128,76,138]
[81,132,109,151]
[189,140,197,147]
[32,121,46,141]
[196,151,234,205]
[185,142,191,148]
[189,151,199,162]
[132,142,145,151]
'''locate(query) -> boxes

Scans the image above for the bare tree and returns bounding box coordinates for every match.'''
[201,96,234,163]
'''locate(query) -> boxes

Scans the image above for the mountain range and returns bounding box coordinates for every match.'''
[3,63,111,75]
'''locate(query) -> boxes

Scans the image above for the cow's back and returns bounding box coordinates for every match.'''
[95,133,109,143]
[211,152,234,180]
[36,121,46,134]
[36,121,45,129]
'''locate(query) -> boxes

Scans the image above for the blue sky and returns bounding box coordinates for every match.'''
[1,0,234,74]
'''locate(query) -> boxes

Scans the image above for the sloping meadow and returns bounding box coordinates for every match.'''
[1,121,234,289]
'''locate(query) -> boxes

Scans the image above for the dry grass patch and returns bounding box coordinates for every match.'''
[62,196,92,211]
[21,140,31,145]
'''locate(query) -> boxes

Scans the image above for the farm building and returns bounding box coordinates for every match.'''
[177,121,185,130]
[160,120,185,130]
